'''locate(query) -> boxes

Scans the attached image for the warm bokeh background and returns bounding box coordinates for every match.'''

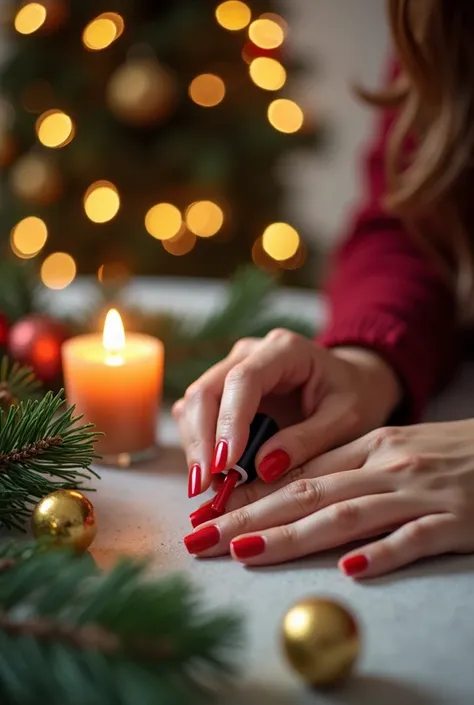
[0,0,389,291]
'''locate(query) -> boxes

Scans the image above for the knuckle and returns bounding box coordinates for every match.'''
[267,328,299,347]
[389,453,425,475]
[225,364,254,389]
[279,523,298,546]
[184,382,206,404]
[368,426,402,453]
[331,501,360,531]
[218,410,235,435]
[229,508,252,534]
[402,521,431,551]
[231,337,257,357]
[286,465,308,484]
[285,479,323,514]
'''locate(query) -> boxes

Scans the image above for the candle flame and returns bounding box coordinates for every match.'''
[103,308,125,354]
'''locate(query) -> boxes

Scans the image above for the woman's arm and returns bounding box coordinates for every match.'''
[318,93,459,422]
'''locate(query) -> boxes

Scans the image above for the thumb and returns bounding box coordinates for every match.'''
[255,394,361,483]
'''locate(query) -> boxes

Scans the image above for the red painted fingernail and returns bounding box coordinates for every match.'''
[188,464,202,498]
[341,554,369,576]
[189,503,222,528]
[231,535,266,560]
[258,449,291,483]
[211,440,228,475]
[184,525,220,554]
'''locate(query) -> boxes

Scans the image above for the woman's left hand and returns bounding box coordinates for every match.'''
[184,420,474,578]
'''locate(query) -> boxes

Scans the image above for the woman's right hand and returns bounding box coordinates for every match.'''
[172,329,402,499]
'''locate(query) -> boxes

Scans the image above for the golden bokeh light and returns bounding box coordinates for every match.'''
[280,240,307,270]
[82,13,124,51]
[97,262,130,284]
[262,222,300,261]
[185,201,224,238]
[215,1,251,31]
[40,252,76,290]
[10,216,48,259]
[248,18,284,49]
[145,203,182,240]
[162,229,196,256]
[261,12,288,34]
[189,74,225,107]
[84,181,120,223]
[249,57,286,91]
[268,99,304,133]
[36,109,75,148]
[14,3,47,35]
[251,236,280,272]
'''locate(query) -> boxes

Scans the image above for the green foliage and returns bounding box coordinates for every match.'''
[0,547,242,705]
[0,356,42,407]
[0,260,38,323]
[0,389,101,531]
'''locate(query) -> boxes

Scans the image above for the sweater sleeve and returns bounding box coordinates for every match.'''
[318,84,459,422]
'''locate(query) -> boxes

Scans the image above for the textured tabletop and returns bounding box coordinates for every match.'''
[86,364,474,705]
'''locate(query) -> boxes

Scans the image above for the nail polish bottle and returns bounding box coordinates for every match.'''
[189,413,279,528]
[212,413,279,512]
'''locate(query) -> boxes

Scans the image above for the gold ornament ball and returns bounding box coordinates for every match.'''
[10,153,61,205]
[282,598,360,687]
[32,489,97,553]
[106,59,176,126]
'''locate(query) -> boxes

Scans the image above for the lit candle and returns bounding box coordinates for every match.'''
[62,309,163,465]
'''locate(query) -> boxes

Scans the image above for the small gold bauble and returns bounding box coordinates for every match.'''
[282,597,360,687]
[10,153,61,205]
[32,489,97,553]
[106,59,176,126]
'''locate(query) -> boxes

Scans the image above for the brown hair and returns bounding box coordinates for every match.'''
[363,0,474,317]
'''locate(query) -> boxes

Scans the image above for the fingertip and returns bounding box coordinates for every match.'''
[256,447,291,484]
[172,399,184,419]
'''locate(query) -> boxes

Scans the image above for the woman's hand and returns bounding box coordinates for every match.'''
[184,420,474,578]
[173,330,401,497]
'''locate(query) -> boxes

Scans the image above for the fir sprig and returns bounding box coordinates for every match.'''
[0,549,242,705]
[0,357,42,409]
[0,391,101,531]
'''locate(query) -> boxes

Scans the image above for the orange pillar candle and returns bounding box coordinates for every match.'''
[62,309,163,464]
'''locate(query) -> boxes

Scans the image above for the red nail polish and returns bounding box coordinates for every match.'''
[189,503,222,528]
[231,535,266,560]
[258,449,291,483]
[184,525,220,554]
[188,464,202,498]
[341,554,369,576]
[211,469,240,514]
[211,440,228,475]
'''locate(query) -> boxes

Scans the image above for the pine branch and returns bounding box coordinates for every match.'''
[0,391,101,531]
[0,548,242,705]
[0,357,42,409]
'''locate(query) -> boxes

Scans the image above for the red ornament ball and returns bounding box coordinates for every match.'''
[0,312,10,347]
[8,314,69,382]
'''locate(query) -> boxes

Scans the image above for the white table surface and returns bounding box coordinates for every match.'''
[25,280,474,702]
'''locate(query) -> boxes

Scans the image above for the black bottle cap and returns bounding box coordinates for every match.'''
[224,413,279,486]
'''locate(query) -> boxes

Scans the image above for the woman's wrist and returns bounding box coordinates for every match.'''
[331,346,403,427]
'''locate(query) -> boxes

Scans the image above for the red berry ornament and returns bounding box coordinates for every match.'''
[8,314,69,382]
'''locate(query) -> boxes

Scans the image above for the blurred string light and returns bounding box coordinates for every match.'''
[268,99,304,133]
[36,109,75,148]
[248,18,284,49]
[145,203,182,240]
[249,57,286,91]
[10,216,48,259]
[280,240,307,270]
[251,236,280,272]
[189,74,225,107]
[185,201,224,237]
[162,229,196,256]
[260,12,288,34]
[14,2,47,35]
[97,262,130,284]
[215,1,251,31]
[84,181,120,223]
[262,222,300,261]
[82,12,124,51]
[40,252,76,290]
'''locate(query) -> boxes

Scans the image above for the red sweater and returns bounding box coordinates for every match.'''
[318,94,459,422]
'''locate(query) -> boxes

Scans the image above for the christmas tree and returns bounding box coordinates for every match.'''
[0,0,320,287]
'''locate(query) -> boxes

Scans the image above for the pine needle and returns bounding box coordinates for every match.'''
[0,548,242,705]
